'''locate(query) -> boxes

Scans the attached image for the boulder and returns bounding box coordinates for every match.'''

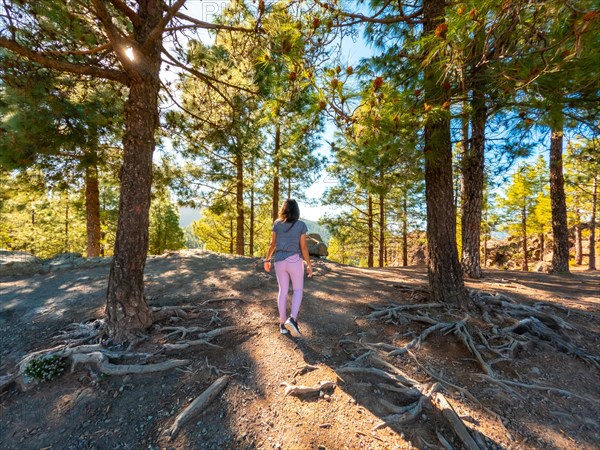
[534,261,552,273]
[306,233,328,258]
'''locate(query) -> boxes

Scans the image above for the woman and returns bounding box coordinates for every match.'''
[264,199,313,336]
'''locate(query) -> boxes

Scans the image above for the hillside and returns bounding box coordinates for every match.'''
[1,252,599,449]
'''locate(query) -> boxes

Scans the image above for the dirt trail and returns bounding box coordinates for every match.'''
[1,250,599,450]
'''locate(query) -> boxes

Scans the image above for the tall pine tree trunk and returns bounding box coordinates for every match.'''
[249,186,255,256]
[549,113,570,273]
[378,176,385,267]
[106,4,163,341]
[423,0,468,307]
[368,194,374,268]
[402,192,408,266]
[539,230,545,261]
[589,175,597,270]
[521,203,529,271]
[229,219,234,254]
[85,160,101,258]
[461,82,486,279]
[272,123,280,221]
[574,222,582,265]
[64,193,69,252]
[235,151,244,255]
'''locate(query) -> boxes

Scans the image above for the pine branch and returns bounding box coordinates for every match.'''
[0,37,128,84]
[174,11,262,34]
[107,0,141,27]
[144,0,187,52]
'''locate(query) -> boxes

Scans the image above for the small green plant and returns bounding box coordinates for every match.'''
[24,355,66,381]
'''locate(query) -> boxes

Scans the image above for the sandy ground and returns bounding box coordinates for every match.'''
[0,250,599,450]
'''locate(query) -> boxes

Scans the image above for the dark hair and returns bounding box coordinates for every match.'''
[278,199,300,231]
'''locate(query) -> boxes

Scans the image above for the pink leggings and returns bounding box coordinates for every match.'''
[274,255,304,323]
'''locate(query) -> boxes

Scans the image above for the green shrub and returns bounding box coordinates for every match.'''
[24,355,66,381]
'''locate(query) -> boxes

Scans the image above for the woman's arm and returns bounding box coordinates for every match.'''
[264,232,277,272]
[300,234,313,277]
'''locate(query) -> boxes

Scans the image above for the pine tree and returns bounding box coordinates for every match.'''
[0,1,262,341]
[0,68,124,257]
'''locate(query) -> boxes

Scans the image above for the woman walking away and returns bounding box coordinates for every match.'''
[264,199,313,336]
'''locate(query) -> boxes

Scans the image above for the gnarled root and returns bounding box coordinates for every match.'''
[281,380,336,397]
[166,375,230,439]
[70,352,188,375]
[163,326,239,352]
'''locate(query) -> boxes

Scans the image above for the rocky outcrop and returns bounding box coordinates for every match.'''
[306,233,328,258]
[0,251,111,277]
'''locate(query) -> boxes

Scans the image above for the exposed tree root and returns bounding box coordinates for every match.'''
[0,373,16,393]
[280,380,336,397]
[57,319,106,345]
[503,317,600,366]
[339,350,483,446]
[337,366,415,387]
[292,364,319,379]
[373,396,425,430]
[407,351,515,425]
[152,305,202,322]
[5,308,239,389]
[163,326,239,352]
[387,322,451,356]
[200,296,247,305]
[166,375,230,439]
[70,352,188,375]
[162,325,208,340]
[13,342,188,387]
[361,285,600,447]
[476,374,600,405]
[367,303,444,320]
[432,392,482,450]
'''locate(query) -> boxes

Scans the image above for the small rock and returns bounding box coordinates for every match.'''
[531,367,541,375]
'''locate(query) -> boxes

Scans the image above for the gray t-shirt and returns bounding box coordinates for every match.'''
[272,219,308,262]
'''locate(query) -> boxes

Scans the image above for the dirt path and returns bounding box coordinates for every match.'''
[1,251,599,449]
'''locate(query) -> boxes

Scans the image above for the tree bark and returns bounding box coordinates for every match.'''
[235,151,244,255]
[539,231,545,261]
[589,175,597,270]
[378,179,385,268]
[84,160,102,257]
[402,192,408,266]
[549,115,570,273]
[521,203,529,271]
[229,219,234,254]
[272,123,280,221]
[423,0,468,307]
[461,83,486,279]
[574,218,582,266]
[249,186,255,256]
[105,3,164,341]
[64,192,69,252]
[368,194,374,268]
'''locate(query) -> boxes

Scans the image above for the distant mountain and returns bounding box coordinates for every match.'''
[303,218,331,244]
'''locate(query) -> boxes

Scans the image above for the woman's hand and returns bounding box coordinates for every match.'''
[264,261,271,272]
[306,265,313,278]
